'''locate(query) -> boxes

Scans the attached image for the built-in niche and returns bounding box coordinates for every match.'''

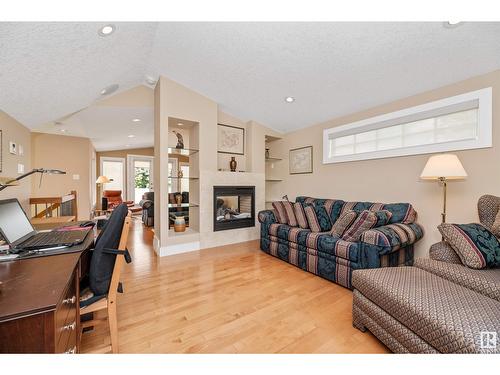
[167,117,200,234]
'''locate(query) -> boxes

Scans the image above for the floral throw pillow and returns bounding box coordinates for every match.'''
[342,210,378,242]
[438,223,500,269]
[330,210,358,237]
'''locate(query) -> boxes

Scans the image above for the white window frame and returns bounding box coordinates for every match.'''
[323,87,492,164]
[126,155,154,202]
[100,156,126,196]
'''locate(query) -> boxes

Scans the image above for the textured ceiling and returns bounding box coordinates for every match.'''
[2,22,500,141]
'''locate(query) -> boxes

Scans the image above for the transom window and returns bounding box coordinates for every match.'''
[323,88,492,164]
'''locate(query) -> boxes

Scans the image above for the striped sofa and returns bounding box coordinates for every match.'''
[258,196,424,289]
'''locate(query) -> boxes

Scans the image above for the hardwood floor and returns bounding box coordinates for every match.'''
[81,219,389,353]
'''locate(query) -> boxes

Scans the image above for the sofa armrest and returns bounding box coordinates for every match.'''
[258,209,277,224]
[360,222,424,255]
[429,241,462,264]
[140,199,153,209]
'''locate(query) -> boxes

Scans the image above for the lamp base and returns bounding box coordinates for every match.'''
[101,197,108,211]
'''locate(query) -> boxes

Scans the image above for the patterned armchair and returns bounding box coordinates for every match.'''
[351,194,500,353]
[258,196,423,289]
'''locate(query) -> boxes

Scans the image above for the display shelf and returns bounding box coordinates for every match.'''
[167,147,199,156]
[265,178,283,182]
[168,203,199,208]
[167,176,199,179]
[265,157,282,162]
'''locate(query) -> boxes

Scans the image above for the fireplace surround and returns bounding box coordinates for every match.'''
[213,186,255,231]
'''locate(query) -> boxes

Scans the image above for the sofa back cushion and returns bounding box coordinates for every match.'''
[438,223,500,269]
[272,201,297,226]
[293,202,309,229]
[296,196,417,224]
[330,210,357,237]
[342,210,378,242]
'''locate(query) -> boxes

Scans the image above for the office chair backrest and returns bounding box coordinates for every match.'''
[89,203,129,296]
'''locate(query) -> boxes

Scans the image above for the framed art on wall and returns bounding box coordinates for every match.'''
[217,124,245,155]
[289,146,313,174]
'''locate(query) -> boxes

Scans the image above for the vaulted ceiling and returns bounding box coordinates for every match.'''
[1,22,500,141]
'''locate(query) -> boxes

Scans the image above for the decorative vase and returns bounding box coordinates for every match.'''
[265,148,270,159]
[229,157,237,172]
[173,216,186,232]
[175,193,183,206]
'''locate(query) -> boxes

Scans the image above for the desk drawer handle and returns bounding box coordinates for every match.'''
[63,296,76,305]
[62,321,76,331]
[64,346,76,354]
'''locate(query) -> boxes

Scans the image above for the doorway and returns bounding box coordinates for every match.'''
[127,155,154,203]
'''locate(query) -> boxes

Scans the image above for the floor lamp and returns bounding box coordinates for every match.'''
[96,175,111,210]
[420,154,467,224]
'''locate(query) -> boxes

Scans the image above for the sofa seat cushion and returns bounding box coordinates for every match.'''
[352,267,500,353]
[272,225,359,261]
[414,258,500,303]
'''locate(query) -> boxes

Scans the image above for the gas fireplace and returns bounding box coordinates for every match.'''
[213,186,255,231]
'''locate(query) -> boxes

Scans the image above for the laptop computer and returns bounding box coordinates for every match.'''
[0,198,90,252]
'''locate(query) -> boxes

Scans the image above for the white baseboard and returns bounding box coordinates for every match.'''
[158,241,201,257]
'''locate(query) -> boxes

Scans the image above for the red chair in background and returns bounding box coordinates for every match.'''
[103,190,134,209]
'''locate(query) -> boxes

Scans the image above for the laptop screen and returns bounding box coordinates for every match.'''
[0,199,35,245]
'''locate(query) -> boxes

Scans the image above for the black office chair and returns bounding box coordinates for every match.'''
[80,203,132,353]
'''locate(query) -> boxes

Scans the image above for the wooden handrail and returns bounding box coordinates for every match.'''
[30,190,78,220]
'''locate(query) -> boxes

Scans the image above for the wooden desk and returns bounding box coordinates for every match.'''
[0,232,94,353]
[31,216,76,231]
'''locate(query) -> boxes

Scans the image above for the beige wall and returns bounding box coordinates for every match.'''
[273,69,500,258]
[31,133,93,220]
[0,111,32,211]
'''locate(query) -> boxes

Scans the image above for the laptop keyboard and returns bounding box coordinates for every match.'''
[21,230,89,248]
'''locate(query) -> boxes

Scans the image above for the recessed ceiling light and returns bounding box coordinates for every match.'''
[100,84,119,96]
[132,118,141,122]
[126,144,131,147]
[127,134,135,138]
[60,129,67,133]
[285,96,295,103]
[98,24,116,37]
[177,122,183,126]
[443,21,463,28]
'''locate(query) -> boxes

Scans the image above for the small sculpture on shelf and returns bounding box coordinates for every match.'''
[172,130,184,149]
[177,168,183,178]
[229,157,237,172]
[175,192,183,206]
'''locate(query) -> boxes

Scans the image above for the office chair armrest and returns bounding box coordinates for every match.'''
[102,248,132,263]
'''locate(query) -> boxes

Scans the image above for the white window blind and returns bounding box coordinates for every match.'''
[323,88,492,164]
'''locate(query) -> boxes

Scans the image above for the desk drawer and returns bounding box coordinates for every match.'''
[55,269,78,353]
[56,304,77,353]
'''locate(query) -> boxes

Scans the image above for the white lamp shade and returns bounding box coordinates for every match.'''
[420,154,467,180]
[96,175,111,184]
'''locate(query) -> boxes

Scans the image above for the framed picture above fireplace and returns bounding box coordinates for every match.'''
[217,124,245,155]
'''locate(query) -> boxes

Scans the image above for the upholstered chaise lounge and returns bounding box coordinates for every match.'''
[258,196,424,289]
[352,195,500,354]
